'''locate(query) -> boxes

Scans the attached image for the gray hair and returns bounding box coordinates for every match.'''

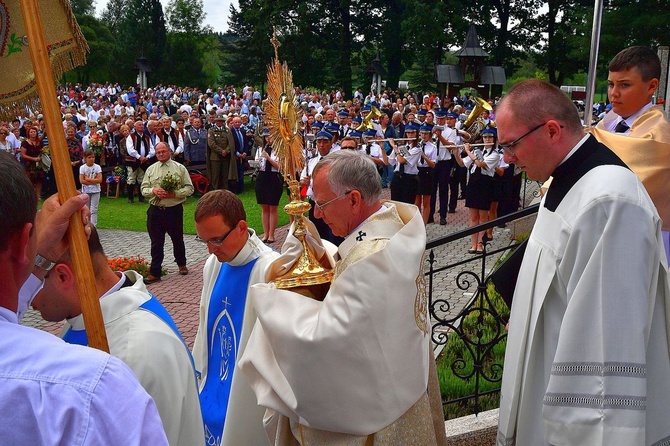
[313,150,381,206]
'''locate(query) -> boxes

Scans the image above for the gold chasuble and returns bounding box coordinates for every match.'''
[591,106,670,230]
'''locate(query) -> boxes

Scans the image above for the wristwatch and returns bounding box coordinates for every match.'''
[34,254,56,271]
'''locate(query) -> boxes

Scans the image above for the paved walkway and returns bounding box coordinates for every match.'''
[21,184,539,349]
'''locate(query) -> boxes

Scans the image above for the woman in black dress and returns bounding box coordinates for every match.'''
[255,130,283,243]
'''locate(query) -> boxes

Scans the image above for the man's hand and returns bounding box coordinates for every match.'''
[35,193,91,263]
[153,187,169,199]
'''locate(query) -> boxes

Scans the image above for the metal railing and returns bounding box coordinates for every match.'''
[426,202,539,419]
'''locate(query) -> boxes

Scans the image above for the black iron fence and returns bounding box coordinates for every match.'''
[426,201,540,419]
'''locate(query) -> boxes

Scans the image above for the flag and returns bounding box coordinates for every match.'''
[0,0,88,118]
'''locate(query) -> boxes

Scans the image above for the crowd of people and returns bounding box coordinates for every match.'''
[0,80,523,253]
[2,44,670,446]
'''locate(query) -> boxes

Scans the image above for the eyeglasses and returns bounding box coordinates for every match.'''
[195,223,237,247]
[313,190,352,212]
[499,122,546,155]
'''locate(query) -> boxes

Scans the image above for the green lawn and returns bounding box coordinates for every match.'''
[97,176,291,234]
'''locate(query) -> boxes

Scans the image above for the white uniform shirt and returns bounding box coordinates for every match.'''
[1,307,167,445]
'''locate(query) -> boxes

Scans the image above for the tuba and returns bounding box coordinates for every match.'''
[462,97,493,141]
[355,106,383,132]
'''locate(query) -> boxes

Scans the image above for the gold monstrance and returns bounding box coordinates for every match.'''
[265,28,333,293]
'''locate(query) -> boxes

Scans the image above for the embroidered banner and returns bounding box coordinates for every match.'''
[0,0,88,118]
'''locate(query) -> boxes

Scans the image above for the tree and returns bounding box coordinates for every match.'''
[70,0,95,16]
[109,0,167,85]
[530,0,591,86]
[100,0,128,36]
[165,0,206,35]
[68,15,116,84]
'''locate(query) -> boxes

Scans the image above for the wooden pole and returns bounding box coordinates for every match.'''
[19,0,109,352]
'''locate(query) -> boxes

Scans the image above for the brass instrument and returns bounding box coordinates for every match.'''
[462,97,493,141]
[355,106,383,132]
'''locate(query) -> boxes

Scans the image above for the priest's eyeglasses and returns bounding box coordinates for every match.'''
[499,122,546,156]
[195,224,237,247]
[313,190,352,212]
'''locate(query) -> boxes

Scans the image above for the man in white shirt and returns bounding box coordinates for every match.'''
[0,152,168,445]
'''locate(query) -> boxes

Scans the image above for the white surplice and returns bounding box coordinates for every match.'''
[497,136,670,446]
[240,202,437,444]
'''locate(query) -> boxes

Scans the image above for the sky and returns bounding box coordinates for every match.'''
[94,0,237,33]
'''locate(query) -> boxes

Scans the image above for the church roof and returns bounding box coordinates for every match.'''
[454,24,488,58]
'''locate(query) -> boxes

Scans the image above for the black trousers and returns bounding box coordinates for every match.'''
[147,203,186,276]
[391,172,418,205]
[449,165,468,211]
[430,159,453,219]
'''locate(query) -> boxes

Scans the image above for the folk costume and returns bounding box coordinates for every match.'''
[61,271,204,446]
[497,135,670,445]
[240,203,443,445]
[192,231,278,446]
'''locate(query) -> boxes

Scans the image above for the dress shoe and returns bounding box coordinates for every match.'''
[144,274,161,284]
[178,266,189,275]
[439,218,447,225]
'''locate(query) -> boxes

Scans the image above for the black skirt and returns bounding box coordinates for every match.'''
[492,172,505,202]
[417,167,434,195]
[465,169,494,210]
[255,171,283,205]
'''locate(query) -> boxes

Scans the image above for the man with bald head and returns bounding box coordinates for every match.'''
[496,79,670,445]
[141,142,194,283]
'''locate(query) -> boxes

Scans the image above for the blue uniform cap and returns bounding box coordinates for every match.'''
[419,124,433,133]
[363,129,377,137]
[417,109,427,116]
[481,127,497,137]
[405,123,420,133]
[435,109,449,118]
[352,115,363,123]
[337,110,349,118]
[312,121,324,129]
[349,130,363,138]
[325,123,340,133]
[316,131,333,140]
[446,112,459,119]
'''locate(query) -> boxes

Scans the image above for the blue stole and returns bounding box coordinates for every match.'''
[200,258,258,446]
[64,294,184,346]
[62,295,196,378]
